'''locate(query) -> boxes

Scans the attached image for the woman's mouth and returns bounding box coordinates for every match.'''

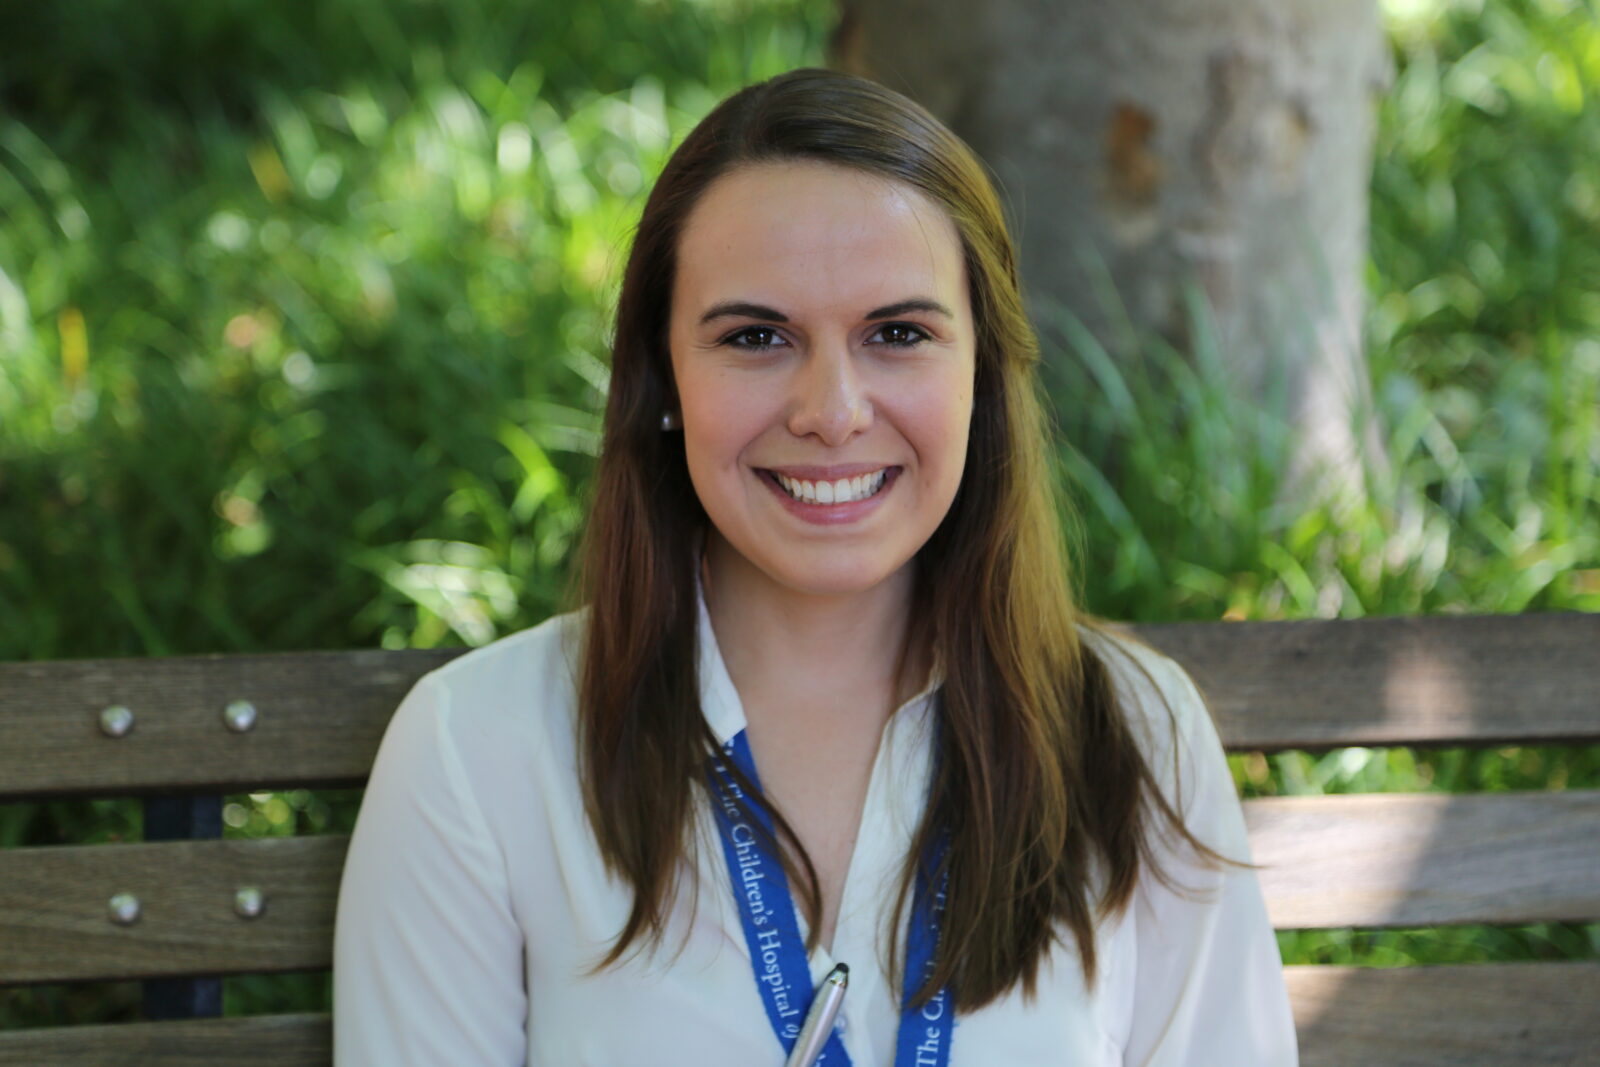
[772,468,890,504]
[754,466,902,526]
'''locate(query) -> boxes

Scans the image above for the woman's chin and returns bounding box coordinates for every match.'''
[759,553,914,600]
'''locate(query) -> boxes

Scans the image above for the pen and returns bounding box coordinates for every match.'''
[784,963,849,1067]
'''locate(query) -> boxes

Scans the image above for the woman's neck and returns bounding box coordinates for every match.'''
[701,530,926,719]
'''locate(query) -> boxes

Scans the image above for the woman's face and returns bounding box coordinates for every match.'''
[668,160,976,597]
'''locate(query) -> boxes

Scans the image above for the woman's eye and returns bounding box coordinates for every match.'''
[722,326,787,351]
[872,322,932,348]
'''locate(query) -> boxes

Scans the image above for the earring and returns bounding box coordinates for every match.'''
[660,411,678,431]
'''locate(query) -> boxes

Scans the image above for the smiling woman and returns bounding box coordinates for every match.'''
[332,67,1298,1066]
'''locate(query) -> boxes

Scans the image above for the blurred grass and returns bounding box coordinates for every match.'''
[1,0,1597,1030]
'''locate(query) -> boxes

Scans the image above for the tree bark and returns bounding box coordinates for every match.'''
[831,0,1394,498]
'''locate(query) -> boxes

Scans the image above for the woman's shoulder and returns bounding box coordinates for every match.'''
[404,604,590,751]
[428,601,586,682]
[1075,620,1204,723]
[1073,619,1217,809]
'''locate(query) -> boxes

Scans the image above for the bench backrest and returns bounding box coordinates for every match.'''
[2,613,1596,1065]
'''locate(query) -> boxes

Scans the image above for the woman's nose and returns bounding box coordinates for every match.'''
[786,343,872,445]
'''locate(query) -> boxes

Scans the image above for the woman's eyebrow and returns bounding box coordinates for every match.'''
[697,297,954,326]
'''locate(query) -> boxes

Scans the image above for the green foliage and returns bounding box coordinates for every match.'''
[0,0,835,658]
[0,0,1595,1031]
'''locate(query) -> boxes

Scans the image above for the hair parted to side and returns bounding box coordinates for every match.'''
[567,65,1247,1013]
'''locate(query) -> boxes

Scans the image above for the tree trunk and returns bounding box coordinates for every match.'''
[831,0,1394,500]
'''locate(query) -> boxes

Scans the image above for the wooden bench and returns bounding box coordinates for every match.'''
[2,612,1596,1065]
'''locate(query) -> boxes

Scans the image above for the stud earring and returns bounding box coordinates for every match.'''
[660,411,678,431]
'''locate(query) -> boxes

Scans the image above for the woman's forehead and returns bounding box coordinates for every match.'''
[672,162,966,322]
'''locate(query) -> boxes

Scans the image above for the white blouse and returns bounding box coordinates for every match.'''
[333,574,1299,1066]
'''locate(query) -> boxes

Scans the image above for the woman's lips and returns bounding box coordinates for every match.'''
[755,466,901,526]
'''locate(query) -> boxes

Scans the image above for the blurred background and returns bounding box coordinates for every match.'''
[1,0,1596,1029]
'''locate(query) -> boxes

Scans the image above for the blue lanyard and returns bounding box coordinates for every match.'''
[707,730,955,1066]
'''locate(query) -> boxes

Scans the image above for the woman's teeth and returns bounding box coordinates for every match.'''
[775,468,889,505]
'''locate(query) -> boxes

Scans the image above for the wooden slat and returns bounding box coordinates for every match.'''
[6,790,1598,985]
[1,966,1594,1066]
[0,836,347,984]
[0,1012,330,1067]
[1287,963,1600,1066]
[1131,611,1600,751]
[0,648,461,800]
[1,613,1595,800]
[1247,789,1600,928]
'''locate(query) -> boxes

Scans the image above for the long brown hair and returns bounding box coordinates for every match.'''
[569,66,1243,1013]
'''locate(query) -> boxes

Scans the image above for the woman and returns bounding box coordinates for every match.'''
[333,67,1298,1065]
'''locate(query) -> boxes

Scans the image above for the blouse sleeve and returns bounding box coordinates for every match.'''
[1117,647,1299,1067]
[333,672,529,1066]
